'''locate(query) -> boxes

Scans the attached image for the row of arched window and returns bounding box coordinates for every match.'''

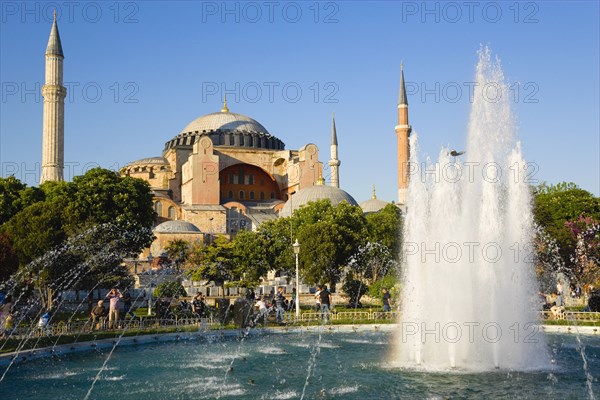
[154,201,177,220]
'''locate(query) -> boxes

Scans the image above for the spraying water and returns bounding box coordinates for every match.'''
[394,47,549,370]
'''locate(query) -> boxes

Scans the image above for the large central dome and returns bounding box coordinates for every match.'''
[164,103,285,151]
[180,111,269,135]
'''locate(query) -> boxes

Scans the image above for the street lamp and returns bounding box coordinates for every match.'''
[147,254,154,316]
[293,239,300,319]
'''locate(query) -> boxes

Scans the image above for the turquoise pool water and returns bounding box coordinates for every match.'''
[1,331,598,399]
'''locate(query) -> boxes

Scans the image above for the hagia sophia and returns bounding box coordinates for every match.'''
[39,15,411,257]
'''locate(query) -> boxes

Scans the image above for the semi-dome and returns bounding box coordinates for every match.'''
[279,181,358,217]
[359,187,391,214]
[154,220,201,234]
[164,102,285,151]
[124,156,169,168]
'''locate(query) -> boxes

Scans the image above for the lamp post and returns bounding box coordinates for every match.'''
[147,254,154,316]
[293,239,300,319]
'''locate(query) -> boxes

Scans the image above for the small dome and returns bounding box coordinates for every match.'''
[359,198,390,214]
[154,220,201,234]
[180,111,269,135]
[279,183,358,217]
[359,186,390,214]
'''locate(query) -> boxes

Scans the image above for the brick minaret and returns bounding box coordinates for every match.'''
[41,11,66,183]
[395,63,411,205]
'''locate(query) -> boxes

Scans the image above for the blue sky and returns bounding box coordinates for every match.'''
[1,1,598,202]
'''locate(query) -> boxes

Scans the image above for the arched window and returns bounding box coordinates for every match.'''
[270,192,275,199]
[154,201,162,216]
[168,206,176,220]
[249,191,255,200]
[260,192,265,200]
[239,190,245,200]
[228,190,234,199]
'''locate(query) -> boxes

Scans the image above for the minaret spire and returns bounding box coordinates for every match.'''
[328,112,340,188]
[41,14,66,183]
[395,63,411,205]
[371,184,377,199]
[398,62,408,106]
[221,94,229,112]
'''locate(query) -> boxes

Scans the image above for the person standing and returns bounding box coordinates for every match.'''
[382,288,392,313]
[254,296,268,325]
[314,285,322,314]
[319,285,332,323]
[275,287,286,324]
[105,288,123,329]
[123,289,136,318]
[0,295,12,335]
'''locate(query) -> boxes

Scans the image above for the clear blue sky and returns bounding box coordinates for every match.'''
[1,1,598,202]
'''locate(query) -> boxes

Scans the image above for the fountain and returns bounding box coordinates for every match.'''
[394,46,549,370]
[1,48,599,399]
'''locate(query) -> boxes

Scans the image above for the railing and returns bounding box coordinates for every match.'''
[6,310,600,340]
[541,310,600,322]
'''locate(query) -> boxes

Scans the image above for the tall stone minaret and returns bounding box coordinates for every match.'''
[40,11,66,184]
[395,63,411,205]
[328,112,340,188]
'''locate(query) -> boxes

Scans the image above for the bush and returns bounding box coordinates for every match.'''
[342,278,369,308]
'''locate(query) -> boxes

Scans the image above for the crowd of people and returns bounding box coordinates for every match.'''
[0,283,398,336]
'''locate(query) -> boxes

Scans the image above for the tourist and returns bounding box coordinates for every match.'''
[319,285,332,323]
[37,310,52,335]
[253,296,268,325]
[314,285,322,314]
[90,300,106,330]
[1,313,14,337]
[382,288,392,312]
[275,287,286,323]
[192,292,203,317]
[0,295,12,334]
[105,288,123,329]
[123,289,136,318]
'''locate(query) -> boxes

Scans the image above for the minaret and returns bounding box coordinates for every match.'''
[395,63,411,205]
[328,112,340,188]
[40,11,66,184]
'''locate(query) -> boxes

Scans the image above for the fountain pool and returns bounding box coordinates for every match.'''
[0,329,598,399]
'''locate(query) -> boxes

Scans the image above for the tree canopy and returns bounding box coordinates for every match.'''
[533,182,600,287]
[0,169,155,306]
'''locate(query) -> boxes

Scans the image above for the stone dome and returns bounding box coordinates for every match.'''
[359,187,391,214]
[154,220,201,234]
[359,198,390,214]
[164,107,285,151]
[180,111,269,135]
[279,182,358,217]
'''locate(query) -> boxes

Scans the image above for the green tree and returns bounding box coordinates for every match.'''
[231,230,270,288]
[533,182,600,280]
[0,232,18,282]
[188,236,235,289]
[153,281,187,298]
[365,203,402,255]
[256,217,294,277]
[1,168,155,306]
[0,176,43,225]
[164,239,190,274]
[62,168,156,233]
